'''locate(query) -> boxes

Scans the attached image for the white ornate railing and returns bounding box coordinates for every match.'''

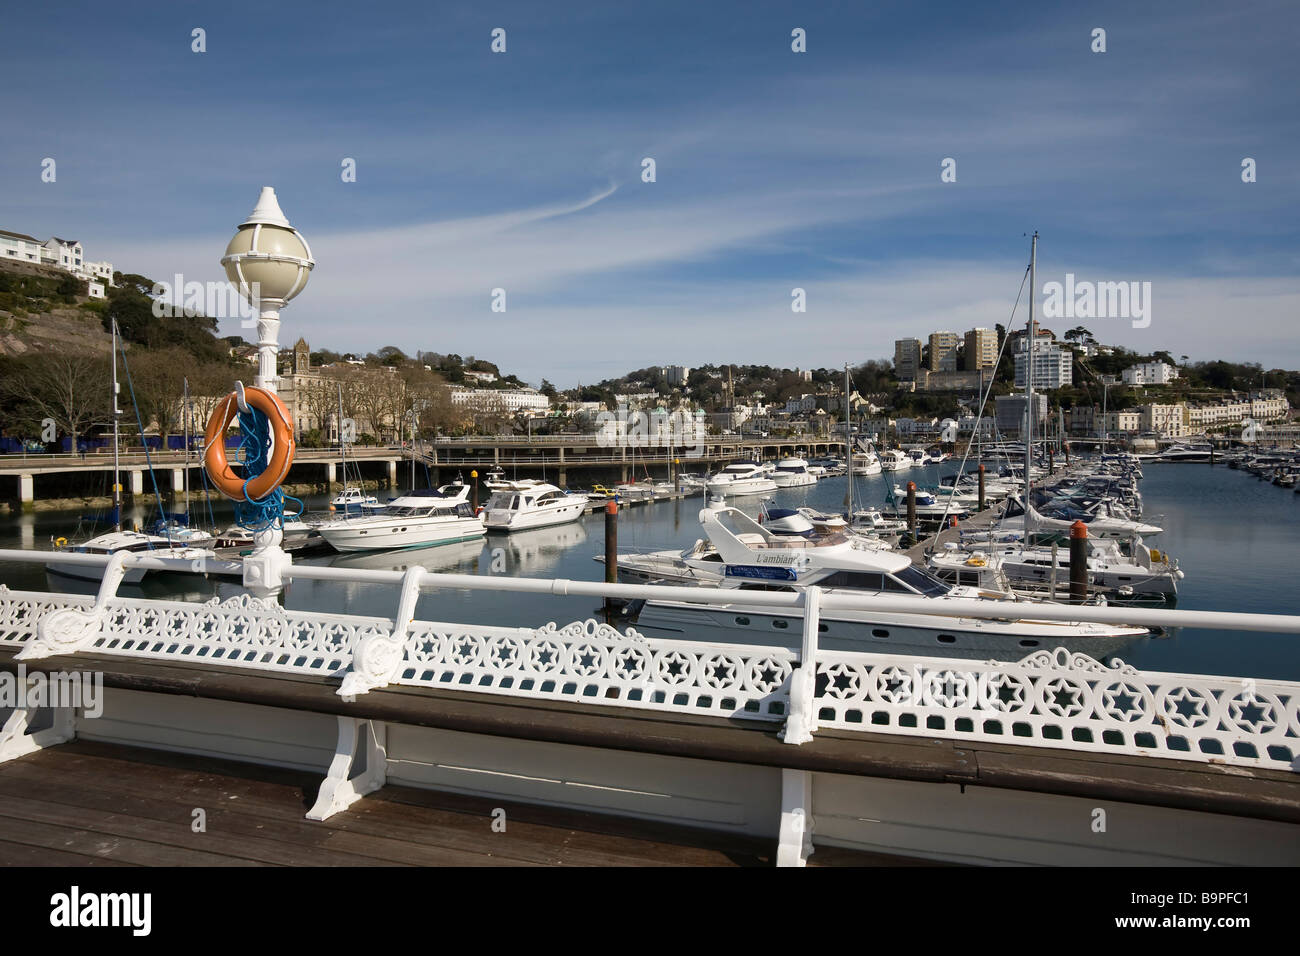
[395,618,795,720]
[812,647,1299,769]
[0,549,1297,772]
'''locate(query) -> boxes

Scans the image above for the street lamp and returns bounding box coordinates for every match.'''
[221,187,315,394]
[218,187,314,587]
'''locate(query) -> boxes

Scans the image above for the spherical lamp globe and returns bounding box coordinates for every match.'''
[221,187,314,308]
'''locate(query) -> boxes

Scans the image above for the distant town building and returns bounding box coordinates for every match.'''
[613,391,659,407]
[1139,403,1188,438]
[451,387,550,413]
[1067,404,1096,435]
[1012,322,1056,352]
[662,365,692,387]
[957,415,996,439]
[914,369,988,392]
[928,331,959,372]
[995,394,1048,436]
[1185,394,1288,430]
[893,338,922,381]
[1100,410,1142,436]
[463,369,498,383]
[1014,346,1073,389]
[784,393,817,414]
[1122,361,1179,386]
[964,328,998,371]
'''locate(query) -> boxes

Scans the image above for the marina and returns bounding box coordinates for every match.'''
[2,214,1297,870]
[3,2,1298,897]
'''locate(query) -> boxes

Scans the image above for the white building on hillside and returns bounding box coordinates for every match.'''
[1014,346,1072,389]
[662,366,692,387]
[0,230,45,263]
[1122,361,1179,386]
[0,229,114,286]
[784,393,817,414]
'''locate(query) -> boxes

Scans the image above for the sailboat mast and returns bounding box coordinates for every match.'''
[337,382,346,485]
[182,377,190,511]
[1025,231,1038,526]
[111,318,122,531]
[845,363,853,518]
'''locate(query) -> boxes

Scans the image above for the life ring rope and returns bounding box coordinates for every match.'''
[203,385,296,530]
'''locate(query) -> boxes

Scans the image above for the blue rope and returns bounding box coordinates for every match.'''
[232,403,287,532]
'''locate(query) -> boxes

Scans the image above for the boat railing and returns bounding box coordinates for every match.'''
[0,546,1296,771]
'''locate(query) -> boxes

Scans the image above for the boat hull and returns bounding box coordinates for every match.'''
[484,499,588,532]
[634,600,1145,661]
[705,478,779,496]
[320,518,487,552]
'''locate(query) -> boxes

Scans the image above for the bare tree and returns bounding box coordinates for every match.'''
[127,347,191,441]
[2,348,110,447]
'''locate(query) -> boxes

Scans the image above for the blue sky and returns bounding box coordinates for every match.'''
[3,0,1298,386]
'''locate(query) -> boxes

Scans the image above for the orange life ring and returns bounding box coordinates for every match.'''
[203,386,296,502]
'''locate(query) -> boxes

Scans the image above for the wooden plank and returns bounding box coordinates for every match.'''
[0,838,136,867]
[0,744,533,866]
[0,810,259,867]
[968,746,1300,822]
[0,742,760,866]
[0,763,509,868]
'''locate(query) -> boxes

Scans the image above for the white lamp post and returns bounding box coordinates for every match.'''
[221,187,314,394]
[219,187,314,594]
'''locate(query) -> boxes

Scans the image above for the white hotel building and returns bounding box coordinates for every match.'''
[449,387,551,413]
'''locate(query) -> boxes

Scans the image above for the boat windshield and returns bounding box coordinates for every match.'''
[891,566,952,596]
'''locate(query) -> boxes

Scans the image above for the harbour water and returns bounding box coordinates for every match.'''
[2,461,1297,681]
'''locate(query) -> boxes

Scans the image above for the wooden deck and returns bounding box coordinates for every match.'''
[0,740,915,867]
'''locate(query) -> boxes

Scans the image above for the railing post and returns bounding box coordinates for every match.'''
[776,768,814,867]
[19,551,130,660]
[782,585,821,745]
[339,566,425,699]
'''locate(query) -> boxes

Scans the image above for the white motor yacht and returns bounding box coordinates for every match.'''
[851,450,883,475]
[797,507,848,532]
[705,463,778,497]
[331,487,378,513]
[483,482,588,532]
[629,506,1148,660]
[771,457,818,488]
[879,449,912,472]
[318,484,485,552]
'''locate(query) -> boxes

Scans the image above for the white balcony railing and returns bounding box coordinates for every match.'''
[0,548,1296,772]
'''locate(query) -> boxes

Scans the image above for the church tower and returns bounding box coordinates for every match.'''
[294,337,310,375]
